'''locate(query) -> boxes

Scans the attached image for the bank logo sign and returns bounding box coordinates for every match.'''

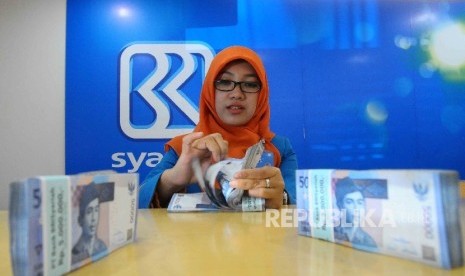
[119,43,215,139]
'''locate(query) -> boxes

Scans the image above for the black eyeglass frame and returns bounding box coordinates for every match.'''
[214,79,262,93]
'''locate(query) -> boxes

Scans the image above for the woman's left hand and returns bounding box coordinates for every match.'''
[229,166,285,209]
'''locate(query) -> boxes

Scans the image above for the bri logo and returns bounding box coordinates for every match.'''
[119,43,215,139]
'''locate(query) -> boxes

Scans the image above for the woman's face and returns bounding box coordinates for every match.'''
[82,198,100,237]
[215,61,260,126]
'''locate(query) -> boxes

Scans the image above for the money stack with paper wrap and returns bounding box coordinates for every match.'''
[168,139,268,212]
[9,172,139,275]
[296,169,464,269]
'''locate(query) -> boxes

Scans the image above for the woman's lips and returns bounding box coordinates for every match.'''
[227,104,244,114]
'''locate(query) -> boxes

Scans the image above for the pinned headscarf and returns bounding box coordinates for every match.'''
[165,46,281,166]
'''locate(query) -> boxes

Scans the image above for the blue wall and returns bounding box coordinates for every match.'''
[66,0,465,180]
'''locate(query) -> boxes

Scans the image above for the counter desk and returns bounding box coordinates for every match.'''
[1,203,465,275]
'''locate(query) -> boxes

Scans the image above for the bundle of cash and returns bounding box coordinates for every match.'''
[9,172,139,275]
[296,169,463,269]
[168,139,267,212]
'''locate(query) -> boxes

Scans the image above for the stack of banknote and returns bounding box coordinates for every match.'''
[168,140,266,212]
[296,169,463,269]
[9,172,139,275]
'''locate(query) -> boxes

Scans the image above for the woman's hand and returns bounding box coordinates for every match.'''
[180,132,228,177]
[184,132,228,162]
[157,132,228,206]
[229,166,285,209]
[162,132,228,187]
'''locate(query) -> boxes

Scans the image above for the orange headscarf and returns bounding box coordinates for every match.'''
[165,45,281,166]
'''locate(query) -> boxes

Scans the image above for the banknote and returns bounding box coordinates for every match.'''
[169,140,267,212]
[167,192,230,212]
[9,172,139,275]
[203,139,266,211]
[205,158,244,209]
[296,169,463,269]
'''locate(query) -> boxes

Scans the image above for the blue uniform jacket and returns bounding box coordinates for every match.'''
[138,135,297,208]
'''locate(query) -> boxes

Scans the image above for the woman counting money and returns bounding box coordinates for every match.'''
[138,45,298,209]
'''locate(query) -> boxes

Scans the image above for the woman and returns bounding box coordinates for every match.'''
[139,45,297,209]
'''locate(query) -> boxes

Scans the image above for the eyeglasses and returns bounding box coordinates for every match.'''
[214,79,261,93]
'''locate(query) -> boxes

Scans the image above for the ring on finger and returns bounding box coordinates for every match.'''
[265,178,271,189]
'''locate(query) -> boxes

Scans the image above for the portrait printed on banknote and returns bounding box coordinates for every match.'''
[71,180,115,265]
[332,176,388,251]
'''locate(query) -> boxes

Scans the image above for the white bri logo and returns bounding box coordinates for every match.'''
[119,43,214,139]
